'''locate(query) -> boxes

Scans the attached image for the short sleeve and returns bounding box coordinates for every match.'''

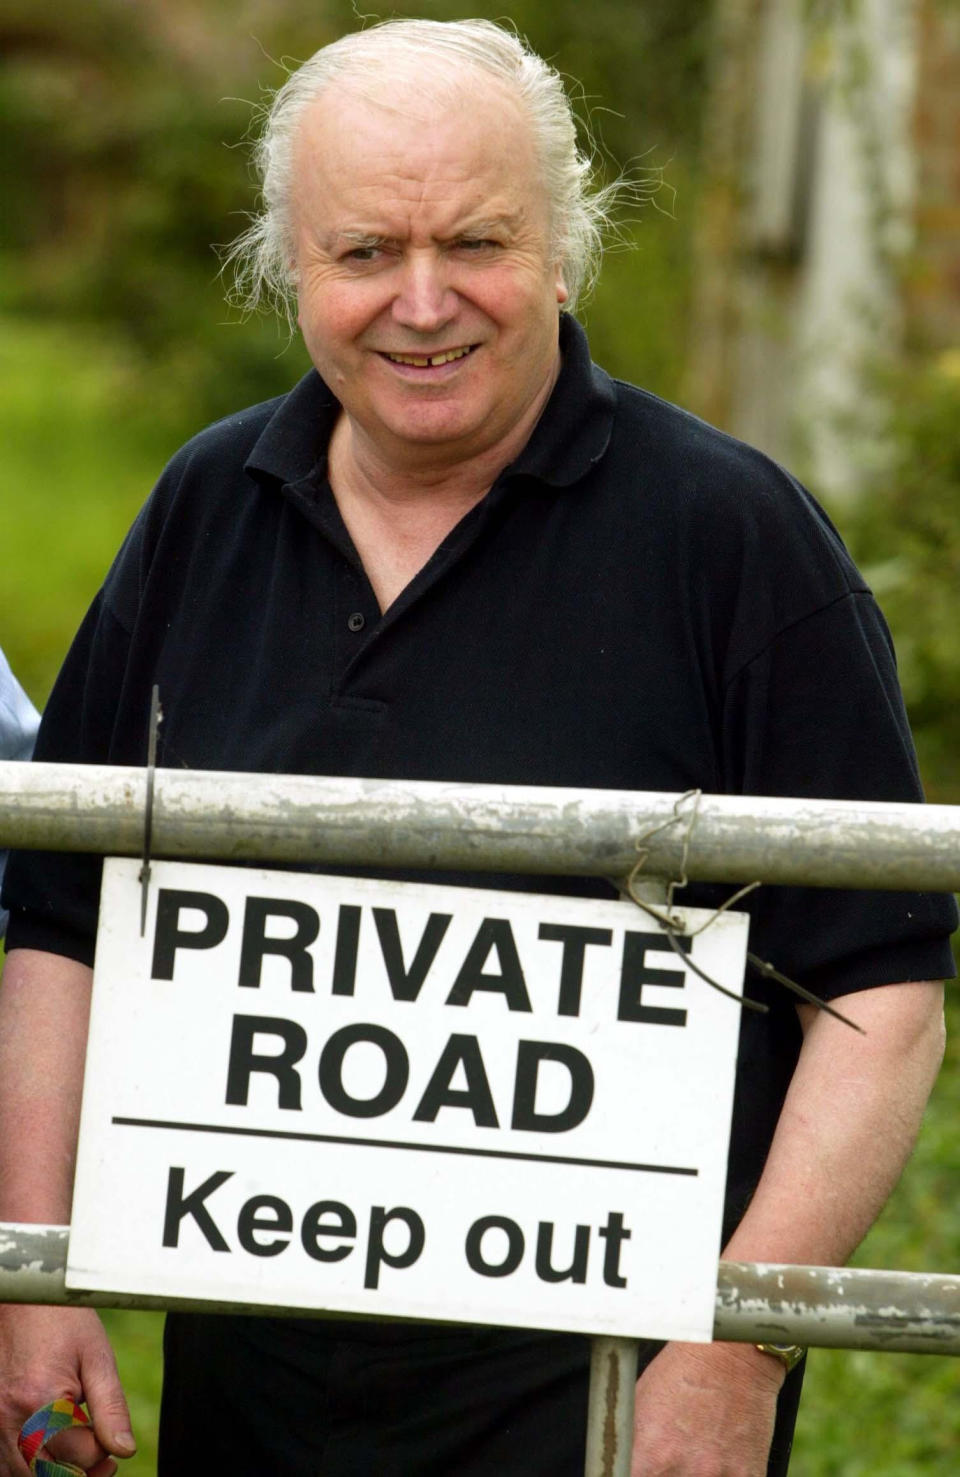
[720,589,957,997]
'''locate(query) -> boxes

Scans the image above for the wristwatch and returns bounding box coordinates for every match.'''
[755,1342,806,1373]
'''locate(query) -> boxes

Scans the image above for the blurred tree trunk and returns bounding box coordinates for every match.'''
[685,0,924,504]
[682,0,765,429]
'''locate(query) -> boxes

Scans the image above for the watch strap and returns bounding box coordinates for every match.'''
[755,1341,806,1374]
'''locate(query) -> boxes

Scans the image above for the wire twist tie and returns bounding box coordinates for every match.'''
[622,790,864,1031]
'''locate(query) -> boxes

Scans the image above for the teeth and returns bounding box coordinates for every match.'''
[386,346,473,367]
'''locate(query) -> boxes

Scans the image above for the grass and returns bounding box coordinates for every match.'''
[101,1312,164,1476]
[2,314,958,1473]
[790,980,960,1475]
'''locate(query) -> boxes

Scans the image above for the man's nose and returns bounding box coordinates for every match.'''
[391,252,457,332]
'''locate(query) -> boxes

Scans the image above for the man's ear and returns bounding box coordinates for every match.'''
[555,266,569,306]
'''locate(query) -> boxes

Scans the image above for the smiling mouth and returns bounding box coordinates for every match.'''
[380,345,477,368]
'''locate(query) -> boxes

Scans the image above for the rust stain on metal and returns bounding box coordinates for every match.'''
[601,1347,620,1476]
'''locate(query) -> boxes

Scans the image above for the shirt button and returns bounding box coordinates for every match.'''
[347,612,365,633]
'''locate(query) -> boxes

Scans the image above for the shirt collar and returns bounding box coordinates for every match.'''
[243,370,340,487]
[243,312,615,492]
[504,313,615,487]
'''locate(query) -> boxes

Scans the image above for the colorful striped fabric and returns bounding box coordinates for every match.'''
[18,1399,90,1477]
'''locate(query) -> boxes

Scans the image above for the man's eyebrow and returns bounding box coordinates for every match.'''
[326,229,390,250]
[323,212,527,251]
[452,211,524,238]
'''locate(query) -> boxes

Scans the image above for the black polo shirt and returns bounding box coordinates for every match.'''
[5,314,955,1235]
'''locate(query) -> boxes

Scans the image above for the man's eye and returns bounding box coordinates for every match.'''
[344,246,382,263]
[456,238,498,253]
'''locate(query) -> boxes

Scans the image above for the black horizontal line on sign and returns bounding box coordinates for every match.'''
[110,1116,698,1177]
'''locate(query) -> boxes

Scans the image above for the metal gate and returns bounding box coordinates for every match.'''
[2,761,959,1475]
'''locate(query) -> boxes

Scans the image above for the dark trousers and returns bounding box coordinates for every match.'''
[159,1314,804,1475]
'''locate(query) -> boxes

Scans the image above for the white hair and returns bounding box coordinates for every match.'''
[223,17,626,319]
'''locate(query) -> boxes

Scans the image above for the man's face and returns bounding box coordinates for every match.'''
[291,71,568,468]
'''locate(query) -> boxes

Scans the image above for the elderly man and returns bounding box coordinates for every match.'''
[0,19,954,1477]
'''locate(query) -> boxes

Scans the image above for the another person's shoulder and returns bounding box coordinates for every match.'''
[0,647,39,936]
[0,647,39,763]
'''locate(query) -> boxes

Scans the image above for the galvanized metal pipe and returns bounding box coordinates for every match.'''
[715,1261,960,1353]
[585,1337,638,1477]
[3,762,960,890]
[2,1226,958,1355]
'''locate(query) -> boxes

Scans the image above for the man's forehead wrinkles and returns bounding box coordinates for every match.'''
[291,77,551,251]
[314,196,531,251]
[317,168,517,206]
[340,164,504,194]
[327,208,526,234]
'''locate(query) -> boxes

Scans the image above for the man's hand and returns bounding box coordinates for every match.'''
[630,1341,783,1476]
[0,952,133,1474]
[626,983,945,1475]
[0,1305,135,1477]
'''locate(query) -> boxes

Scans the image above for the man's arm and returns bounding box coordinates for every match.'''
[0,949,136,1477]
[630,979,946,1477]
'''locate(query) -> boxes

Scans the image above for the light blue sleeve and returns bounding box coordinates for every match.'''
[0,647,41,936]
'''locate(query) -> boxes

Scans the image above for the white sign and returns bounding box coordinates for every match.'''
[67,858,748,1342]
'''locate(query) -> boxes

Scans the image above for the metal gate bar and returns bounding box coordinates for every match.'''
[4,761,960,889]
[3,1223,959,1352]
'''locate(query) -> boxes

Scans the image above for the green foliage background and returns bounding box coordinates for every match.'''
[2,2,958,1473]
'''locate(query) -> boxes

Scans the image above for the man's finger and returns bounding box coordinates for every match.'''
[87,1460,118,1477]
[44,1426,111,1471]
[77,1344,136,1460]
